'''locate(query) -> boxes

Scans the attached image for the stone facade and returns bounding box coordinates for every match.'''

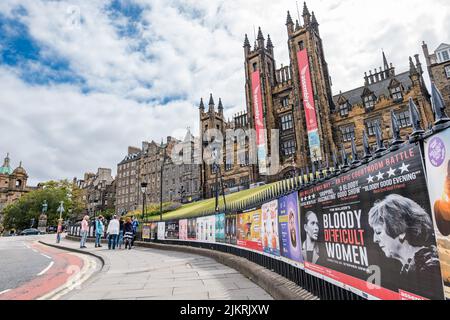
[0,154,33,231]
[199,3,436,199]
[423,42,450,115]
[79,168,116,217]
[116,147,141,215]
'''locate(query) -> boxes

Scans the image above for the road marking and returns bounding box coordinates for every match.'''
[37,261,54,276]
[41,254,52,260]
[0,289,11,295]
[32,249,38,253]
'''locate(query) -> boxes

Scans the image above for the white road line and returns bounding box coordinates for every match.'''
[41,254,52,260]
[32,249,38,253]
[0,289,11,295]
[37,261,54,276]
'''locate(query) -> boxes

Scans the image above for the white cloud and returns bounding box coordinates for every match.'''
[0,0,449,185]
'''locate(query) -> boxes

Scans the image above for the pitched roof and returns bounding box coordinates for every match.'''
[333,71,412,106]
[435,43,450,52]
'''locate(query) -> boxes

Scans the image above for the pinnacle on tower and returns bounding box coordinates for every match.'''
[218,98,224,112]
[208,93,215,113]
[311,11,318,27]
[286,10,293,25]
[409,56,418,74]
[303,2,310,17]
[382,50,389,70]
[257,27,264,41]
[266,34,273,50]
[199,97,205,111]
[295,20,300,30]
[243,34,250,48]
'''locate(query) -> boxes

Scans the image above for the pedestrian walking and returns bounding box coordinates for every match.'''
[131,216,139,247]
[116,217,124,249]
[106,215,120,250]
[123,217,134,250]
[95,216,104,248]
[80,215,90,249]
[56,218,63,244]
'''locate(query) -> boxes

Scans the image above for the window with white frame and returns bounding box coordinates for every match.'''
[390,86,403,102]
[442,50,450,62]
[341,125,355,142]
[339,102,349,116]
[445,65,450,79]
[363,95,375,110]
[280,113,294,131]
[281,97,289,108]
[396,109,411,128]
[366,119,381,136]
[282,140,296,156]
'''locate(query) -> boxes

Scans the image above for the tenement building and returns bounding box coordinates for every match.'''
[199,2,436,199]
[423,42,450,114]
[80,168,116,217]
[116,146,141,215]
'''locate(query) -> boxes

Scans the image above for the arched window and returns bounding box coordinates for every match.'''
[16,180,22,188]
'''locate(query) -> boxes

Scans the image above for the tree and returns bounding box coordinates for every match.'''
[3,179,86,231]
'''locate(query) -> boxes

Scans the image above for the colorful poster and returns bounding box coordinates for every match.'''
[150,222,158,240]
[187,218,197,241]
[425,130,450,299]
[225,213,237,245]
[299,145,444,300]
[142,224,150,240]
[165,221,179,240]
[179,219,188,241]
[297,49,321,162]
[157,222,165,240]
[215,213,226,243]
[279,193,303,263]
[261,200,280,256]
[251,70,268,175]
[237,209,263,251]
[197,216,215,243]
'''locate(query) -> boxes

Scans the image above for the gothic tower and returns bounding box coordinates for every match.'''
[286,3,336,166]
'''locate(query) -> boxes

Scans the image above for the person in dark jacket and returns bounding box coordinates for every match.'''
[116,217,124,249]
[123,217,134,250]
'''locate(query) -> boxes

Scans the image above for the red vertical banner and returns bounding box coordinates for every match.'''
[251,70,268,174]
[297,49,322,161]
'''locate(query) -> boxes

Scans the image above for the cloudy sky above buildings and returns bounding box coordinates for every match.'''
[0,0,449,185]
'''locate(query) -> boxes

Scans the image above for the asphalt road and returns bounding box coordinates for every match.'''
[0,235,53,292]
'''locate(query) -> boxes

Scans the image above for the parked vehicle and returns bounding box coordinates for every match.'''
[20,228,42,236]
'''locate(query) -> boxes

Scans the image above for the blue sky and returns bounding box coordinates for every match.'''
[0,0,449,185]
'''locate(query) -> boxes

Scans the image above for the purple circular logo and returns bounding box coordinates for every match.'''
[428,137,446,167]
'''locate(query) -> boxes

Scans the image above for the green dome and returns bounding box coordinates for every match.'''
[0,166,12,175]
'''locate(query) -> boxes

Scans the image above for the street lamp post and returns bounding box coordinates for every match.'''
[140,182,148,223]
[159,143,168,222]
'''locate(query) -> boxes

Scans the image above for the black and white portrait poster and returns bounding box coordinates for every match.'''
[299,144,444,300]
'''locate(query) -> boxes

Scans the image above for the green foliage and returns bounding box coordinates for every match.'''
[3,180,86,231]
[126,202,182,221]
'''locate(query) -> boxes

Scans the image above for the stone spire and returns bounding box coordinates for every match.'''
[286,10,293,26]
[303,2,311,25]
[311,11,318,28]
[431,82,450,125]
[257,27,264,49]
[409,56,418,75]
[266,34,273,50]
[243,34,250,49]
[208,94,215,113]
[218,98,224,116]
[199,97,205,112]
[382,50,389,70]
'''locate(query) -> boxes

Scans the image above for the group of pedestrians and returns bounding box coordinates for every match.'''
[79,214,139,250]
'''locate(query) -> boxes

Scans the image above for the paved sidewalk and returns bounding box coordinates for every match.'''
[44,236,273,300]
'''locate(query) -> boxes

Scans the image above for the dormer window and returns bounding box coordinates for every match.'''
[390,86,403,102]
[363,95,376,110]
[339,102,350,117]
[281,97,289,107]
[440,50,450,62]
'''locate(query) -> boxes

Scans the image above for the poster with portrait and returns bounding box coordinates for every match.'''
[278,193,303,264]
[237,209,263,252]
[165,221,179,240]
[179,219,188,241]
[215,213,226,243]
[261,200,280,256]
[425,130,450,299]
[157,222,165,240]
[187,218,197,241]
[299,144,444,300]
[225,213,237,245]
